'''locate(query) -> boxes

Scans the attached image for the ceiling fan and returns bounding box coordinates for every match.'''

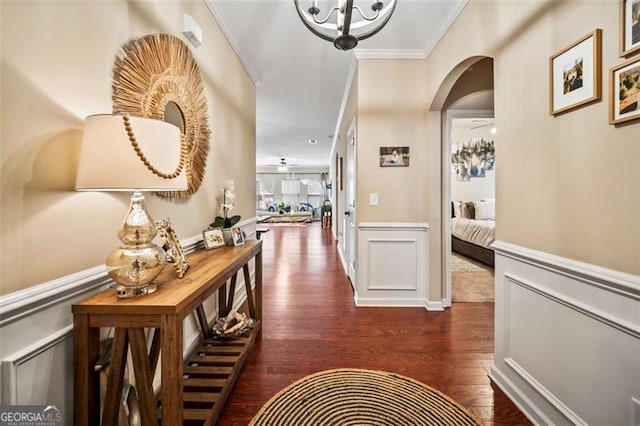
[277,158,288,172]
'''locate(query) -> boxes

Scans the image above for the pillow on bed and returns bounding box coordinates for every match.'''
[458,201,475,219]
[474,200,495,220]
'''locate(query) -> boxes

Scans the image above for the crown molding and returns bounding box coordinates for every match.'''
[352,0,468,60]
[204,0,261,85]
[423,0,469,59]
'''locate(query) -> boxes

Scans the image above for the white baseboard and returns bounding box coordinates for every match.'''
[354,296,426,307]
[424,300,445,311]
[489,364,550,426]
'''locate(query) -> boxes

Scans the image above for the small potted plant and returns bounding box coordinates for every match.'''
[209,179,241,244]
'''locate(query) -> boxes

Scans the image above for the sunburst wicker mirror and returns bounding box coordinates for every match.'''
[112,33,210,199]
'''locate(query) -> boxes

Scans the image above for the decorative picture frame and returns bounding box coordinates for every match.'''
[549,29,602,115]
[620,0,640,57]
[231,227,245,246]
[203,228,225,250]
[452,138,495,182]
[610,56,640,124]
[379,146,410,167]
[155,218,189,278]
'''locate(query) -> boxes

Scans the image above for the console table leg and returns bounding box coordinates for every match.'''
[195,305,211,337]
[129,328,156,424]
[102,328,128,425]
[243,264,255,318]
[160,315,183,424]
[255,252,263,322]
[73,314,99,426]
[148,328,161,376]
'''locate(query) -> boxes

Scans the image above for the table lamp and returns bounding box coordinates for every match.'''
[76,114,188,298]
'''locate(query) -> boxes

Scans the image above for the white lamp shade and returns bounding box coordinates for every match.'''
[76,114,188,191]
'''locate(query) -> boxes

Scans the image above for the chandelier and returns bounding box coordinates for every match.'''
[294,0,397,51]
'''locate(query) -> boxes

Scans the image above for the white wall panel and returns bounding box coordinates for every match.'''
[356,223,429,307]
[367,239,417,290]
[491,241,640,426]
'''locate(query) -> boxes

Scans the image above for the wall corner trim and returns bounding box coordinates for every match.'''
[204,0,261,85]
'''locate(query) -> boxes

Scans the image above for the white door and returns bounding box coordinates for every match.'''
[345,120,357,287]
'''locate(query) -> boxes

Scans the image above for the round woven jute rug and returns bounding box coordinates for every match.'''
[250,368,482,425]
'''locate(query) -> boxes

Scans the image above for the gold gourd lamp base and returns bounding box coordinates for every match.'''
[107,191,164,298]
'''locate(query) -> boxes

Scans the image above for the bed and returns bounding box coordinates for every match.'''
[451,200,495,267]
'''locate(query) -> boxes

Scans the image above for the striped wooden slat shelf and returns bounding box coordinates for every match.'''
[178,323,262,425]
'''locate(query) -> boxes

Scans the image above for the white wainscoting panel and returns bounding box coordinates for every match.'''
[0,218,258,417]
[1,326,73,409]
[491,241,640,426]
[355,223,429,307]
[367,239,417,290]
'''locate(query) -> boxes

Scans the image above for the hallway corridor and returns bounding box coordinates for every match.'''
[218,223,529,425]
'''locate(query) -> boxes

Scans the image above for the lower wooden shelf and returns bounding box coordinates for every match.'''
[178,321,262,425]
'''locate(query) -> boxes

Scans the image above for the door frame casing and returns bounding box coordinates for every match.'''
[346,118,357,289]
[442,109,494,307]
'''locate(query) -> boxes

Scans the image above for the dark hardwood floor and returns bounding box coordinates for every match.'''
[218,222,530,425]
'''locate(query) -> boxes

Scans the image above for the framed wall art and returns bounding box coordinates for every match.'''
[232,227,245,246]
[620,0,640,57]
[379,146,410,167]
[203,228,225,249]
[549,29,602,115]
[610,56,640,124]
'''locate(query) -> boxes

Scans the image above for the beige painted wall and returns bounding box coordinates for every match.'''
[356,60,428,223]
[424,0,640,279]
[0,0,256,295]
[331,0,638,302]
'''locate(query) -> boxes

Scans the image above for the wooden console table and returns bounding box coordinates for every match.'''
[73,240,262,425]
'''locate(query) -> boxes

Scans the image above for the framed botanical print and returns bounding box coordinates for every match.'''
[203,228,225,249]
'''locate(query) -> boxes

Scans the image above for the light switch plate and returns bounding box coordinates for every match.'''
[369,193,378,206]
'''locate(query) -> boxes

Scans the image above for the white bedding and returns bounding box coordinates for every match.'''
[451,218,495,248]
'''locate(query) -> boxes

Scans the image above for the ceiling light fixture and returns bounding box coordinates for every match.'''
[277,158,288,173]
[294,0,397,51]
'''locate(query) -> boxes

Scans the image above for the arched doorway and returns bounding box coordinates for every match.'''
[428,56,495,308]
